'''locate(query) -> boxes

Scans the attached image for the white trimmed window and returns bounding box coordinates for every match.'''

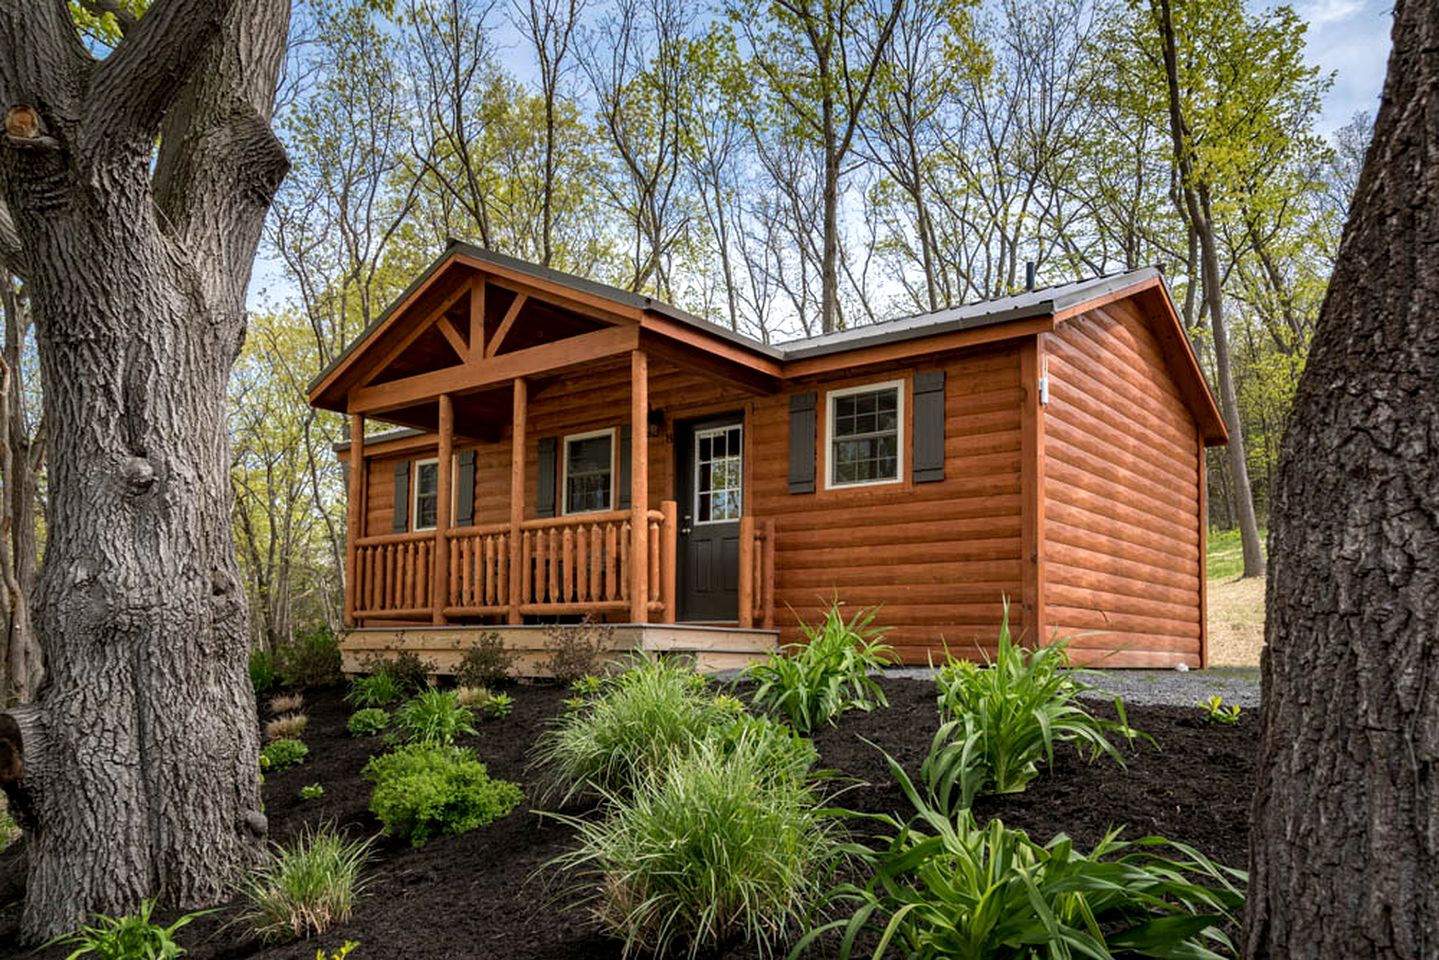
[826,380,904,488]
[563,428,615,514]
[694,424,743,523]
[412,458,439,530]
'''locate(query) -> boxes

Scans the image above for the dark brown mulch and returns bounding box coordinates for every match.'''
[0,678,1254,960]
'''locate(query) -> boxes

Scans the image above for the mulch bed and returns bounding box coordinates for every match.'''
[0,678,1254,959]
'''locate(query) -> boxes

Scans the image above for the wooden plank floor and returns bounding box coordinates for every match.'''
[340,623,780,677]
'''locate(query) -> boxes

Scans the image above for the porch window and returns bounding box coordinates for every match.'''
[695,425,743,523]
[412,458,439,530]
[826,380,904,488]
[563,429,615,514]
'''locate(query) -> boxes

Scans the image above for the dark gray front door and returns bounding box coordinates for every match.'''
[677,413,744,621]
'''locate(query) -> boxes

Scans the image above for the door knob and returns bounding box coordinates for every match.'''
[680,514,692,535]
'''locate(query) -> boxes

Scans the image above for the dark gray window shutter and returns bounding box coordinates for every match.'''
[536,437,557,517]
[392,460,411,531]
[788,392,817,494]
[455,450,476,526]
[913,370,946,483]
[617,425,632,509]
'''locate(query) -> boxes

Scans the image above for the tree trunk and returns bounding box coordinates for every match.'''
[0,272,39,703]
[1153,0,1265,577]
[1245,0,1439,955]
[0,0,289,940]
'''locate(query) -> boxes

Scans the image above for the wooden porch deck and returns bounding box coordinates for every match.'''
[340,623,781,677]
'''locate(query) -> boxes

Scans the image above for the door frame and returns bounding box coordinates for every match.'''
[674,410,746,622]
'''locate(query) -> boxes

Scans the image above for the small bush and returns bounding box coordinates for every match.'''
[800,752,1245,959]
[240,823,373,943]
[1201,695,1242,725]
[346,672,404,709]
[275,628,343,690]
[261,738,309,772]
[347,708,390,737]
[455,632,516,688]
[299,784,325,801]
[746,601,895,734]
[547,730,839,959]
[531,655,740,804]
[363,744,523,846]
[269,692,304,715]
[366,650,436,695]
[250,649,279,695]
[570,674,605,697]
[542,618,612,685]
[390,689,476,747]
[266,713,309,741]
[929,606,1141,798]
[482,692,514,719]
[44,898,210,959]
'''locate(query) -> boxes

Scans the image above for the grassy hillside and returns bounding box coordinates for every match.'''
[1206,527,1266,666]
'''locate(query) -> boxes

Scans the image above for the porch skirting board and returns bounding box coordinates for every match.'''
[339,623,779,677]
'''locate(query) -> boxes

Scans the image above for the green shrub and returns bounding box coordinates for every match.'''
[250,649,279,695]
[482,691,514,719]
[379,650,437,695]
[546,730,839,959]
[800,752,1245,960]
[531,655,740,803]
[570,673,605,697]
[363,744,523,846]
[346,672,403,708]
[240,823,373,943]
[390,689,476,747]
[45,898,211,959]
[299,784,325,801]
[260,738,309,772]
[275,628,343,689]
[746,601,895,734]
[541,618,612,684]
[455,632,516,688]
[1200,695,1242,725]
[929,608,1141,798]
[347,708,390,737]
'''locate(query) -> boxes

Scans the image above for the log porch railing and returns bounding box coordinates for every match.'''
[352,502,684,623]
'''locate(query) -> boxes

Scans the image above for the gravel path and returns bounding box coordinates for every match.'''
[884,666,1262,708]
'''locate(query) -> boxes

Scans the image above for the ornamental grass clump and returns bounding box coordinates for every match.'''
[547,727,840,960]
[390,689,477,747]
[746,601,895,734]
[928,606,1142,799]
[363,744,523,846]
[800,753,1246,960]
[239,823,373,943]
[531,655,742,804]
[265,712,309,741]
[345,671,404,709]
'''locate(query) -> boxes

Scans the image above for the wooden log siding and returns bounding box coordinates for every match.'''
[1041,301,1204,667]
[750,346,1027,664]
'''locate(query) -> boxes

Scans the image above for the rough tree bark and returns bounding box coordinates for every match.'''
[0,272,39,704]
[1246,1,1438,956]
[0,0,289,940]
[1153,0,1265,578]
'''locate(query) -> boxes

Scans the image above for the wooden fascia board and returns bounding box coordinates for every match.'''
[347,324,642,415]
[637,330,781,395]
[781,316,1055,379]
[332,430,492,463]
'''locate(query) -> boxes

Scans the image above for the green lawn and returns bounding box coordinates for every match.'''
[1207,527,1266,580]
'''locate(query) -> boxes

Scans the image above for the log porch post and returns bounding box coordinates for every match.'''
[345,412,364,627]
[660,500,677,624]
[433,394,454,624]
[508,377,527,624]
[738,515,755,628]
[629,350,649,622]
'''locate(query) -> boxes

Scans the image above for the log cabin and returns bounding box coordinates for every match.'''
[307,240,1228,673]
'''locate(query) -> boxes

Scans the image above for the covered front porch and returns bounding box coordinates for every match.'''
[323,248,783,667]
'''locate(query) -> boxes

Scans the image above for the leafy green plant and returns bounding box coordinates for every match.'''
[363,744,523,846]
[275,627,343,689]
[239,823,373,943]
[346,672,404,709]
[250,649,279,695]
[798,752,1245,960]
[45,899,212,959]
[1200,695,1242,725]
[929,609,1141,797]
[357,650,435,696]
[390,689,477,747]
[260,738,309,772]
[315,942,359,960]
[347,708,390,737]
[746,601,895,734]
[482,691,514,718]
[531,655,739,803]
[299,783,325,801]
[570,673,605,696]
[455,631,516,688]
[546,727,839,960]
[266,713,309,741]
[562,696,589,714]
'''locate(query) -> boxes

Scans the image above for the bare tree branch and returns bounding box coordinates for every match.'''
[0,2,88,117]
